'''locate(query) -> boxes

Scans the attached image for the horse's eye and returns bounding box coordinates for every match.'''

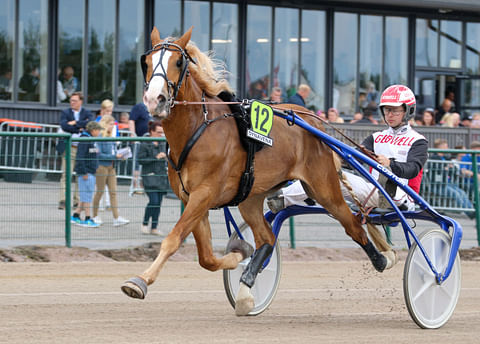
[176,59,182,68]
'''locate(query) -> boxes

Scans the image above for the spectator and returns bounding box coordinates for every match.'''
[445,89,456,109]
[57,92,94,210]
[0,70,12,100]
[353,106,378,125]
[326,107,344,123]
[95,99,118,136]
[91,115,130,227]
[139,120,169,236]
[366,81,379,107]
[470,113,480,128]
[118,112,130,130]
[62,66,79,100]
[269,87,283,103]
[460,141,480,182]
[436,98,453,123]
[421,108,436,126]
[461,114,472,128]
[453,145,467,164]
[350,112,363,123]
[129,102,152,193]
[441,112,461,128]
[94,100,119,211]
[287,84,310,107]
[56,68,66,103]
[411,113,423,126]
[70,121,102,228]
[429,139,474,219]
[18,65,39,101]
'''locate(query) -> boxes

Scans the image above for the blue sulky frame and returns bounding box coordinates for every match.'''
[224,108,462,285]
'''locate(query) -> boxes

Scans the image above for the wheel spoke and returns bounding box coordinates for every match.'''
[412,255,431,276]
[411,277,435,303]
[428,286,437,320]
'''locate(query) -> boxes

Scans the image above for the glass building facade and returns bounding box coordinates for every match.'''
[0,0,480,122]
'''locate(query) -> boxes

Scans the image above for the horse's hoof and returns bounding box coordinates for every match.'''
[373,254,388,272]
[381,250,398,270]
[121,277,148,299]
[226,239,254,261]
[235,282,254,316]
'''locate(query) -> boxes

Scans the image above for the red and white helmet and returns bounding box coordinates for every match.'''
[379,85,416,122]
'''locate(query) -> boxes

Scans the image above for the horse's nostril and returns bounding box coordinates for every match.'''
[158,94,166,103]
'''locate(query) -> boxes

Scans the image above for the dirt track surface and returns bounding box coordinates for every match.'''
[1,259,479,344]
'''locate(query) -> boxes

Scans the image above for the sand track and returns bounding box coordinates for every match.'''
[1,259,479,343]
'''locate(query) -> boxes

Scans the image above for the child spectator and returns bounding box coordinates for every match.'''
[118,112,130,130]
[71,121,102,227]
[91,115,130,226]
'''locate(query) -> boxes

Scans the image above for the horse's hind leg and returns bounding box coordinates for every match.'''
[235,195,276,316]
[302,178,388,273]
[193,214,252,271]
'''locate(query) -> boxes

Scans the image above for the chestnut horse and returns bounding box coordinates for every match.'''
[121,27,393,315]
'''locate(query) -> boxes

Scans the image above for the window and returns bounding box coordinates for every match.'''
[184,1,210,51]
[384,16,408,86]
[301,10,326,111]
[18,0,48,103]
[333,12,358,115]
[154,0,181,38]
[87,0,115,104]
[439,20,462,68]
[212,3,238,91]
[274,7,299,102]
[246,5,271,99]
[359,15,382,110]
[466,22,480,75]
[117,0,144,105]
[415,19,438,67]
[58,0,84,103]
[0,0,14,102]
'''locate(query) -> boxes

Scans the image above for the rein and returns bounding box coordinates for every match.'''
[174,99,379,162]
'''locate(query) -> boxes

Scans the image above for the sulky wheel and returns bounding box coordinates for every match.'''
[403,228,461,329]
[223,222,282,315]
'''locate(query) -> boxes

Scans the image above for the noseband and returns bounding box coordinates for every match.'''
[141,41,196,108]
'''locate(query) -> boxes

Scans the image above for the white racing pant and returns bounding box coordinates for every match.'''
[282,171,415,211]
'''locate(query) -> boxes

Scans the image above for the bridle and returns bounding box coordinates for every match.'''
[141,41,196,109]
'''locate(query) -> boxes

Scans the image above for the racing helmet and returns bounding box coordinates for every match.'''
[379,85,416,122]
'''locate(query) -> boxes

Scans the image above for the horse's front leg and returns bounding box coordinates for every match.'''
[121,188,252,299]
[121,189,211,299]
[235,195,276,316]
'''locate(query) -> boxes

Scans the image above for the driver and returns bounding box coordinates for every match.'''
[268,85,428,212]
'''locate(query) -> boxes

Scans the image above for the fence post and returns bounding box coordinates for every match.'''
[472,152,480,246]
[65,135,72,248]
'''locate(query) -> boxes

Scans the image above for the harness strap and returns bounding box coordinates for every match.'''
[220,134,256,207]
[167,102,257,207]
[167,111,235,197]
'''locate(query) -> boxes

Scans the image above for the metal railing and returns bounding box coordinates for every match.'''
[0,132,479,248]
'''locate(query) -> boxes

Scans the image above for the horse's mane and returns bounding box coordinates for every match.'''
[183,41,233,97]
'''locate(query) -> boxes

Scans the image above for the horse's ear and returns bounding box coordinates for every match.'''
[176,26,193,49]
[151,27,161,46]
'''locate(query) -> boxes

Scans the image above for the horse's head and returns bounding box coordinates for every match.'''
[141,27,194,117]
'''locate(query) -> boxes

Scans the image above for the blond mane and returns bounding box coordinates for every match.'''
[184,41,233,97]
